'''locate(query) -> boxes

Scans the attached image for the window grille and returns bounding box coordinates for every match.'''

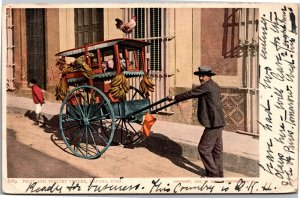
[238,8,259,135]
[150,8,162,71]
[126,8,172,113]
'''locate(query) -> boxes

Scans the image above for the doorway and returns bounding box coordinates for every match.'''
[26,8,46,90]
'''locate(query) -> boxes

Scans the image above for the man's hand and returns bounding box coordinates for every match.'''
[166,95,174,101]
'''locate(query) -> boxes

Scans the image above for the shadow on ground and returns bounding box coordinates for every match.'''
[24,111,72,156]
[24,110,205,176]
[134,133,205,176]
[6,128,93,178]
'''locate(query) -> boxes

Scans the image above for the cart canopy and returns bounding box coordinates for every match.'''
[56,38,150,57]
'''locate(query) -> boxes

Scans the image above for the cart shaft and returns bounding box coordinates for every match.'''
[125,97,178,118]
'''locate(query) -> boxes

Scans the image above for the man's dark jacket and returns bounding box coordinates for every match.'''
[174,79,225,128]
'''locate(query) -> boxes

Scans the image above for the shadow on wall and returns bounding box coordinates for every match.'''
[222,8,241,59]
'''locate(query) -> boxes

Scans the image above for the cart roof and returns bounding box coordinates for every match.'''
[55,38,150,57]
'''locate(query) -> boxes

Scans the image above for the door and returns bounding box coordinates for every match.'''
[26,8,46,90]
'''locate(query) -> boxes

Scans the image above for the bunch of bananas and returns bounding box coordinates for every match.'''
[55,78,69,101]
[140,76,155,98]
[56,56,92,79]
[75,55,93,79]
[110,74,130,100]
[56,57,74,75]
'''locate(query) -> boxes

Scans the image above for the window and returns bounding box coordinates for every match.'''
[130,8,166,72]
[74,8,104,47]
[149,8,162,71]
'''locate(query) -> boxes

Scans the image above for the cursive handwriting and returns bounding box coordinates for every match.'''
[259,14,269,59]
[25,182,63,193]
[150,179,171,193]
[259,139,274,175]
[285,85,296,126]
[260,67,273,89]
[258,99,272,132]
[259,6,297,189]
[87,178,141,193]
[262,182,275,191]
[173,180,215,193]
[274,87,284,110]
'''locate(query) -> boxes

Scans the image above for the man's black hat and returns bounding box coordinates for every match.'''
[193,66,216,76]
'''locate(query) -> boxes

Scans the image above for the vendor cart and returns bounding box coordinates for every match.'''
[55,38,176,159]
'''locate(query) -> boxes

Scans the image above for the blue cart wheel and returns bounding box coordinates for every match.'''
[105,86,145,145]
[59,85,115,159]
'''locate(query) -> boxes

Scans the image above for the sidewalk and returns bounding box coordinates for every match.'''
[5,93,259,177]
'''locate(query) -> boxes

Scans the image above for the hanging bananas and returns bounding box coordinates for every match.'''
[55,78,69,101]
[56,57,74,75]
[75,55,93,79]
[139,76,155,98]
[110,74,130,100]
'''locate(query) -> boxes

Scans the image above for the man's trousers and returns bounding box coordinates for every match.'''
[198,127,223,177]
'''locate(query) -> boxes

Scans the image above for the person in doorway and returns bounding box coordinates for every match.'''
[167,66,225,177]
[28,79,45,125]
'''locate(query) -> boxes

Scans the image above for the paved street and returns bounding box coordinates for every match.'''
[5,111,246,178]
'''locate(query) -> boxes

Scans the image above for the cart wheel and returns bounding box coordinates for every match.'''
[109,86,145,145]
[59,85,115,159]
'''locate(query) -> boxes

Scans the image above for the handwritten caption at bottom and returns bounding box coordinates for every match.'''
[22,178,277,194]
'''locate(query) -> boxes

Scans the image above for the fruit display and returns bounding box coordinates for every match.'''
[55,55,94,101]
[55,51,155,101]
[74,55,93,79]
[109,74,130,100]
[139,76,155,98]
[55,78,69,101]
[55,55,93,78]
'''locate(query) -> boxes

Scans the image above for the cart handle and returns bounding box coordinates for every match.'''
[150,100,178,114]
[125,97,178,118]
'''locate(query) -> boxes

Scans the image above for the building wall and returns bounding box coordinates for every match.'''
[9,7,258,133]
[104,8,123,40]
[58,9,75,52]
[45,9,60,100]
[156,8,255,133]
[13,9,28,89]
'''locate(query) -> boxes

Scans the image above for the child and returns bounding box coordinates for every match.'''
[28,79,45,125]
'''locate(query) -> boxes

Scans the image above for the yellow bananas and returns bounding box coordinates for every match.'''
[56,57,74,75]
[139,76,155,98]
[56,55,92,79]
[55,78,69,101]
[76,56,93,79]
[110,74,130,100]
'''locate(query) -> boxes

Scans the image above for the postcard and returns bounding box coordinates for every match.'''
[2,2,298,194]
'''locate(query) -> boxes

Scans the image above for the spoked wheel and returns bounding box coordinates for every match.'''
[105,86,145,145]
[59,85,115,159]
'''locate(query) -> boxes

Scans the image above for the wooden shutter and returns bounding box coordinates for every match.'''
[75,8,104,47]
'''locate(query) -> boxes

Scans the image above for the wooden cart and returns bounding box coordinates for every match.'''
[56,38,175,159]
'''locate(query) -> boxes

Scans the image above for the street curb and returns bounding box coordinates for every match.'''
[172,139,259,177]
[6,105,259,177]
